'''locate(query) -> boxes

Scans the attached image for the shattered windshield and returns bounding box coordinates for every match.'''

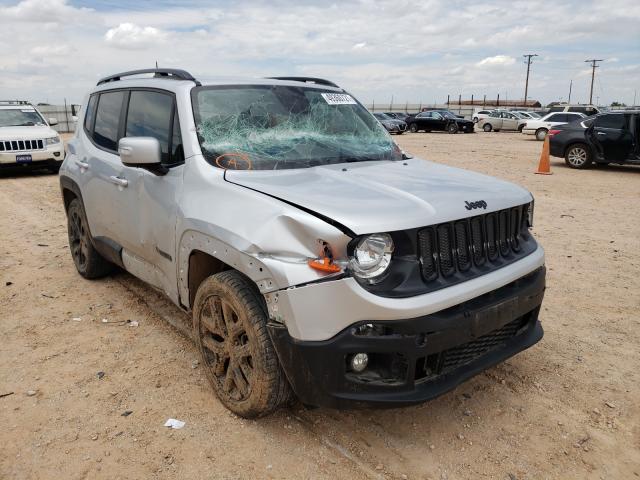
[0,109,46,127]
[192,85,401,170]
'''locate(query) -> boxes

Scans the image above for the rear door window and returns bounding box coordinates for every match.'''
[547,113,566,122]
[125,90,173,164]
[595,114,626,130]
[93,91,125,151]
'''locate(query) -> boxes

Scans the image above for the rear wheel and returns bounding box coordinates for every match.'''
[193,271,292,418]
[66,198,113,279]
[535,128,548,141]
[409,123,419,133]
[483,123,492,132]
[447,122,459,134]
[565,144,592,169]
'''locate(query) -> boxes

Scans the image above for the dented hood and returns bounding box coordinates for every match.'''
[224,158,532,235]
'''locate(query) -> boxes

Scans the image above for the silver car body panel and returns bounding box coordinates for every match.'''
[61,76,544,342]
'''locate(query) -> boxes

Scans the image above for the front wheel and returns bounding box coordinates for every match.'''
[565,144,592,169]
[409,123,419,133]
[193,271,292,418]
[447,123,459,134]
[535,128,548,141]
[483,123,492,132]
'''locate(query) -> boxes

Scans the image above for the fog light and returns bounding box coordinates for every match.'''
[350,353,369,373]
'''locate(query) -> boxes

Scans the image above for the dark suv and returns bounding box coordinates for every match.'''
[549,111,640,169]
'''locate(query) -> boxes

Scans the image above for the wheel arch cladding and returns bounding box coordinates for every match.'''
[59,175,83,212]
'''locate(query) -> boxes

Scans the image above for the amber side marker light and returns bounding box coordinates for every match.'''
[308,257,342,273]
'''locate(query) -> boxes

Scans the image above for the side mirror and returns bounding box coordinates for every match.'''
[118,137,166,174]
[48,117,58,126]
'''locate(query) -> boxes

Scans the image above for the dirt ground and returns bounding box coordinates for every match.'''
[1,131,639,480]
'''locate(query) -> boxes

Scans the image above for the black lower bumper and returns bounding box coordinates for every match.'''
[268,266,545,409]
[0,158,61,170]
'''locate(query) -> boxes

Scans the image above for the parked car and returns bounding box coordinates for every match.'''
[0,100,64,172]
[547,104,600,116]
[60,68,545,417]
[472,109,494,123]
[406,110,474,133]
[479,111,528,132]
[549,111,639,168]
[373,112,407,134]
[384,112,413,121]
[521,112,586,141]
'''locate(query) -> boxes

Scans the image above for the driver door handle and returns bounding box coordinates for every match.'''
[108,175,129,188]
[75,159,89,169]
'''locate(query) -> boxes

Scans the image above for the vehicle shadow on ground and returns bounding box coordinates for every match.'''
[551,161,640,174]
[0,168,58,179]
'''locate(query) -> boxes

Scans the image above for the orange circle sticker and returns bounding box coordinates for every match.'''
[215,153,252,170]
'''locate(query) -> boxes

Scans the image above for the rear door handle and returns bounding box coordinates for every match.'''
[108,175,128,188]
[75,159,89,169]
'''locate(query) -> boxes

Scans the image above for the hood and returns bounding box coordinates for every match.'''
[225,158,532,235]
[0,125,58,140]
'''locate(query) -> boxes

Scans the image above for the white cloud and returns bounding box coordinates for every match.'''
[0,0,91,24]
[353,42,367,50]
[105,23,168,49]
[476,55,516,67]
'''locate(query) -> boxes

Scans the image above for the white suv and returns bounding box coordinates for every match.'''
[60,69,546,417]
[0,101,64,172]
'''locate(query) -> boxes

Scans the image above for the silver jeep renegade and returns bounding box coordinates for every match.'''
[60,69,545,418]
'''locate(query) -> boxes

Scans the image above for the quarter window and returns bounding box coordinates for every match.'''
[93,91,125,151]
[170,109,184,165]
[84,95,97,132]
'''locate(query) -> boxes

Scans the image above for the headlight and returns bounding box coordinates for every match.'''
[349,233,394,282]
[46,136,61,146]
[526,200,534,227]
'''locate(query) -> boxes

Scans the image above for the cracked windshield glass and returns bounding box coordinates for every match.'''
[193,85,402,170]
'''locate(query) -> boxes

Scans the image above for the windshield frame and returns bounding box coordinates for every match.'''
[190,83,400,171]
[0,108,47,127]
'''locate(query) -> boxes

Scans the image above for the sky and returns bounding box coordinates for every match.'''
[0,0,639,107]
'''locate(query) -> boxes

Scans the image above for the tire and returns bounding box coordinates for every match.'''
[473,117,479,123]
[483,123,492,132]
[564,144,592,169]
[447,123,459,134]
[409,123,418,133]
[193,271,292,418]
[66,198,113,279]
[535,128,548,141]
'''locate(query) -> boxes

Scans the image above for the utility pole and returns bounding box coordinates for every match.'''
[568,80,573,104]
[584,59,603,105]
[523,54,538,107]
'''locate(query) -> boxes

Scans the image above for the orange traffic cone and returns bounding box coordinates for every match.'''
[535,136,553,175]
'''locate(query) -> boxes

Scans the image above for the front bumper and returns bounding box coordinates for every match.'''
[460,123,475,132]
[0,145,64,167]
[268,266,545,409]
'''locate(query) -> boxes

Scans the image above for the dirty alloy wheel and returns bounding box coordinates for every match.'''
[565,144,592,169]
[66,198,113,279]
[483,123,492,132]
[535,128,548,141]
[409,123,419,133]
[193,271,292,418]
[447,122,459,134]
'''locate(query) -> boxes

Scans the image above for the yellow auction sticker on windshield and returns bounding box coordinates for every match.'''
[321,93,357,105]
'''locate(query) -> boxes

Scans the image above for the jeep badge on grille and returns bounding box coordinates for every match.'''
[465,200,488,210]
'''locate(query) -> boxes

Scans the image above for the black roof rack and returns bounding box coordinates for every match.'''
[266,76,340,88]
[97,68,201,86]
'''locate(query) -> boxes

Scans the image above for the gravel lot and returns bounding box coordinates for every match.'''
[1,131,639,480]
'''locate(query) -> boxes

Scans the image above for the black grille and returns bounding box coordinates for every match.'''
[418,205,529,285]
[416,313,532,382]
[0,139,44,152]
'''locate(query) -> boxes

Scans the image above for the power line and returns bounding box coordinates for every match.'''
[584,59,604,105]
[523,54,538,106]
